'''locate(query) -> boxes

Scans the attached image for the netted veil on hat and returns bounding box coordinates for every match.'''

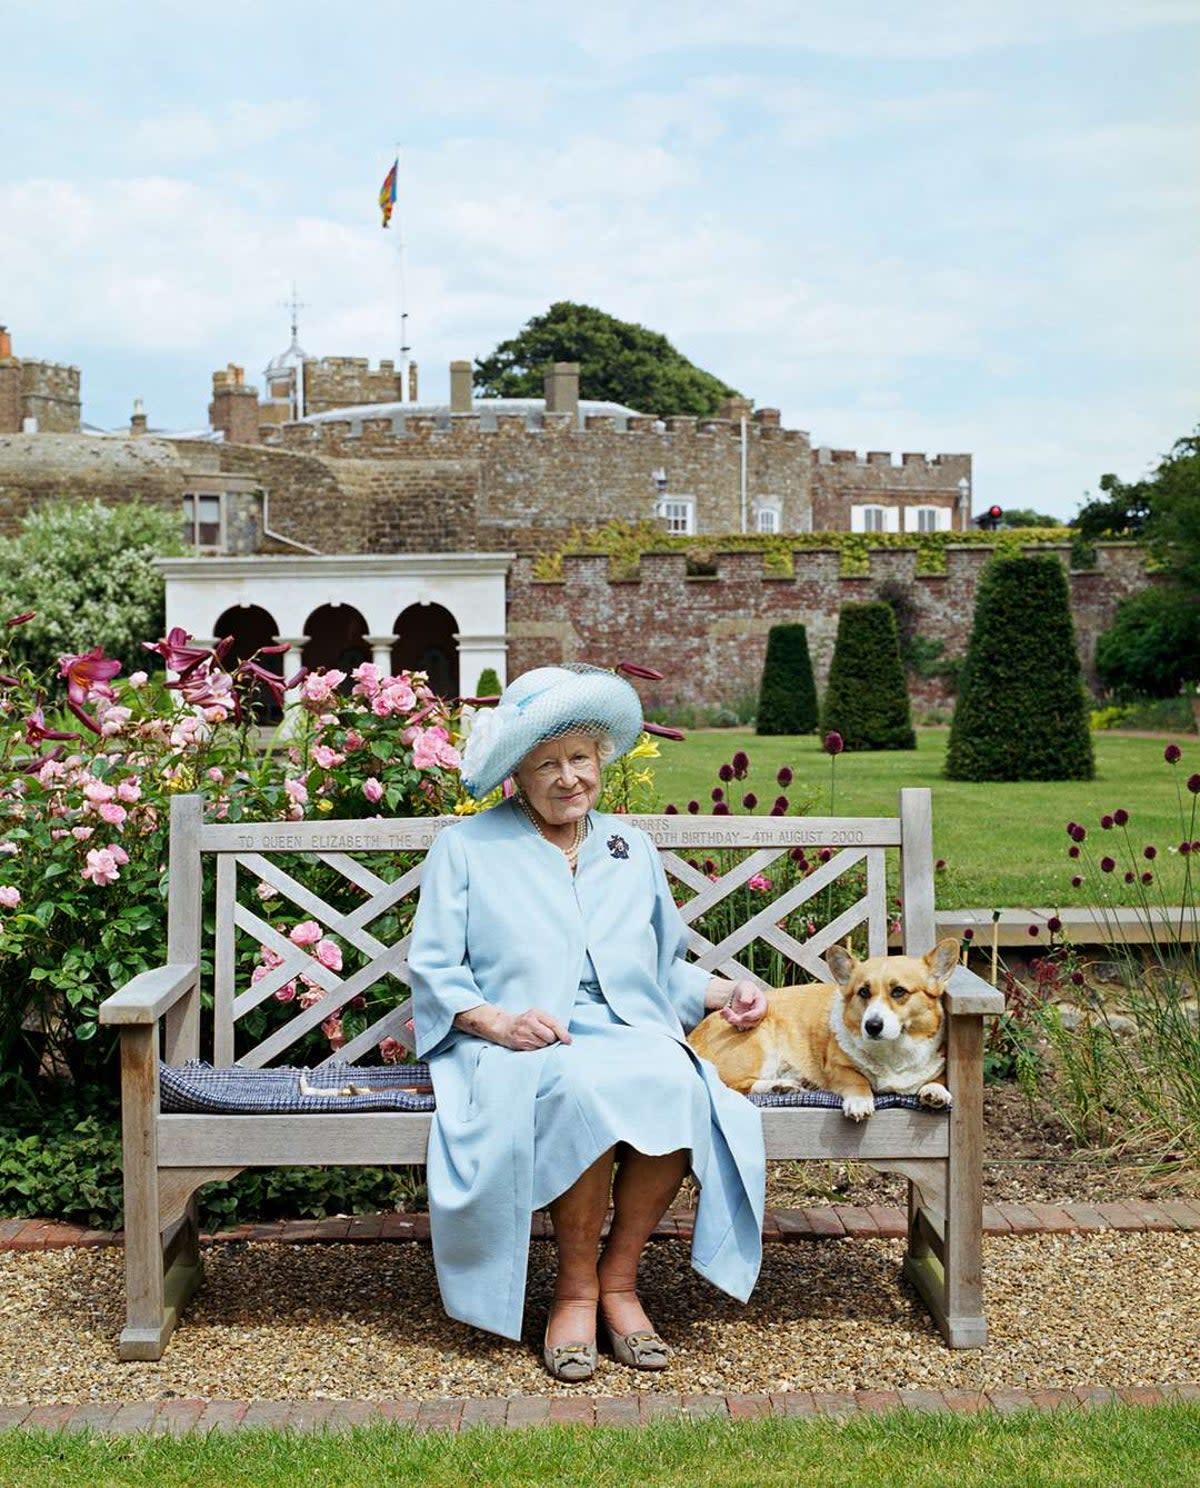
[459,664,644,799]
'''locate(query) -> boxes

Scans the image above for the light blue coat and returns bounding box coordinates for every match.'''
[408,800,765,1340]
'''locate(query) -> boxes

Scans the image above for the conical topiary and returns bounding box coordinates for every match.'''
[945,556,1094,781]
[474,667,502,697]
[756,623,818,735]
[820,602,916,751]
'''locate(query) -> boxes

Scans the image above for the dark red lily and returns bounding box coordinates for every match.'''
[59,647,122,733]
[19,744,67,773]
[143,627,212,678]
[238,661,288,709]
[617,661,666,681]
[5,611,36,627]
[643,721,685,741]
[0,675,20,688]
[25,707,81,746]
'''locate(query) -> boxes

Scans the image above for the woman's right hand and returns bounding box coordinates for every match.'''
[495,1008,572,1051]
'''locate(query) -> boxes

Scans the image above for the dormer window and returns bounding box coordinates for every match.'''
[183,493,223,550]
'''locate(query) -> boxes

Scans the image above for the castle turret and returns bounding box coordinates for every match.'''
[0,327,20,434]
[209,364,261,444]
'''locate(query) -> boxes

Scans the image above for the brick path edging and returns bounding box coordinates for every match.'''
[3,1199,1200,1253]
[1,1385,1199,1435]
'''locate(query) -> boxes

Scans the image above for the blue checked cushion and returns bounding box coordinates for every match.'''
[158,1061,437,1114]
[159,1060,934,1115]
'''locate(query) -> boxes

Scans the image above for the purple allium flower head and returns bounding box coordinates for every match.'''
[769,803,786,816]
[1100,856,1116,873]
[703,859,716,875]
[1189,774,1200,794]
[1113,809,1129,826]
[1165,743,1183,764]
[687,800,700,815]
[1144,845,1157,860]
[664,803,678,815]
[742,792,758,809]
[713,801,730,816]
[1066,821,1079,836]
[789,846,805,863]
[1181,840,1193,855]
[732,750,750,779]
[718,763,734,783]
[1142,871,1154,884]
[1071,970,1085,986]
[935,858,947,871]
[1100,814,1114,830]
[1124,870,1135,884]
[777,766,793,787]
[817,847,832,863]
[1068,823,1086,843]
[1071,875,1083,887]
[1069,845,1081,859]
[1028,925,1040,936]
[1047,916,1062,933]
[711,786,724,802]
[962,927,974,942]
[823,731,844,756]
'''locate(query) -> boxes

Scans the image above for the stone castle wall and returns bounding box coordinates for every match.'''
[0,360,81,435]
[811,448,971,530]
[302,357,404,414]
[506,543,1150,711]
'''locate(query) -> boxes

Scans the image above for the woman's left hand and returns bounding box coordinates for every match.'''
[720,980,768,1030]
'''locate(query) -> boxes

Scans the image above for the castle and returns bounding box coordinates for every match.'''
[0,326,1148,707]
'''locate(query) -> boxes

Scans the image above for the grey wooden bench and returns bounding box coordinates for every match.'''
[98,787,1004,1361]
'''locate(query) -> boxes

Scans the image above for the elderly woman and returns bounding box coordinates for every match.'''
[408,664,767,1381]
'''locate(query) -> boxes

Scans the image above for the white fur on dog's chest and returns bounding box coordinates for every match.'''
[828,1000,945,1094]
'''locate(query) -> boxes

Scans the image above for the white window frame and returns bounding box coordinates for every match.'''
[905,504,950,534]
[182,492,225,551]
[850,503,898,534]
[754,501,781,534]
[655,496,695,536]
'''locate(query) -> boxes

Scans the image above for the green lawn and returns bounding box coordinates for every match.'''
[646,730,1198,910]
[3,1407,1199,1487]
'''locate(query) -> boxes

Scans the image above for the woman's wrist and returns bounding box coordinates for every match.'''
[703,976,737,1012]
[452,1003,510,1044]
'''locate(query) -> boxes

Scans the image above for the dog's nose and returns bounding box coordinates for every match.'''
[864,1015,884,1038]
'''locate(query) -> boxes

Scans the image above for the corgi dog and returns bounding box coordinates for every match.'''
[689,938,960,1121]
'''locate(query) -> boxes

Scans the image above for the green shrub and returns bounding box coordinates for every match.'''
[474,667,502,696]
[1094,585,1200,701]
[945,556,1095,781]
[756,623,818,735]
[820,602,915,751]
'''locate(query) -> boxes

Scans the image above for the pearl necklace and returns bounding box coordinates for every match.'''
[515,793,589,871]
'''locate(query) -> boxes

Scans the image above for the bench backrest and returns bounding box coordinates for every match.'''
[165,788,934,1071]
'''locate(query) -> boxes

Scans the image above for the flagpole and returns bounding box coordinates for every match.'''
[393,141,410,403]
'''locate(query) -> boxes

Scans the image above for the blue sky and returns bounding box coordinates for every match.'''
[3,0,1197,519]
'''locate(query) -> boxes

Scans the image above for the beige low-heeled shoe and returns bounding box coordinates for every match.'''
[542,1330,598,1383]
[603,1322,671,1371]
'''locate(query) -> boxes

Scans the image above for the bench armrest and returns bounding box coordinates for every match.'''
[99,963,200,1026]
[944,964,1006,1017]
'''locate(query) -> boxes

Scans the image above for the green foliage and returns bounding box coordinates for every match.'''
[0,499,185,674]
[473,302,739,417]
[997,507,1066,528]
[945,557,1095,782]
[1095,585,1200,700]
[532,518,1073,581]
[756,624,817,736]
[474,667,501,696]
[820,603,915,752]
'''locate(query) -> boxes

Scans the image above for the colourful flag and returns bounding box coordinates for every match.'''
[379,158,398,228]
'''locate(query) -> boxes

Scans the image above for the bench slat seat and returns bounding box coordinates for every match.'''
[98,788,1003,1361]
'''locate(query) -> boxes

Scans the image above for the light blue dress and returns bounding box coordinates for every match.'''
[407,799,766,1340]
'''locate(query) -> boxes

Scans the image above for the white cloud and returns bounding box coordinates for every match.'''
[129,99,315,162]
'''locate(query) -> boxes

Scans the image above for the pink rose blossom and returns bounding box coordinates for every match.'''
[362,778,384,804]
[260,944,284,968]
[289,920,323,947]
[71,825,95,841]
[273,981,297,1003]
[300,670,346,706]
[321,1012,346,1049]
[83,780,117,804]
[284,777,309,805]
[98,802,127,826]
[379,1037,405,1065]
[0,886,20,909]
[109,845,129,866]
[0,842,17,855]
[127,671,149,689]
[116,780,141,802]
[82,847,122,886]
[344,730,366,753]
[350,662,382,697]
[314,938,343,972]
[298,986,324,1010]
[255,880,275,902]
[312,744,345,770]
[747,873,772,892]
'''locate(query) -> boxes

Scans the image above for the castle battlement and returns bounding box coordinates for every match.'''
[817,448,968,474]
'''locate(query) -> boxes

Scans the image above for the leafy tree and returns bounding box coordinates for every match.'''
[756,623,818,735]
[945,557,1094,782]
[474,302,740,417]
[1095,586,1200,701]
[0,500,185,673]
[820,602,916,751]
[998,508,1065,529]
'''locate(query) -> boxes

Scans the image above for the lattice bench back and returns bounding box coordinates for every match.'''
[169,789,935,1072]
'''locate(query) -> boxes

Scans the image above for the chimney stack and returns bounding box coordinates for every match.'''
[208,364,260,444]
[449,360,473,413]
[544,362,579,421]
[0,326,21,434]
[130,397,148,436]
[407,361,419,402]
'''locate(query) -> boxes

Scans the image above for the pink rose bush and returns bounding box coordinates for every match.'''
[0,618,471,1083]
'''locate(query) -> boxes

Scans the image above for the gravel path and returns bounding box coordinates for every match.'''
[3,1232,1197,1405]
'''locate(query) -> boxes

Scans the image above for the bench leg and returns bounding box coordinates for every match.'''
[118,1027,173,1361]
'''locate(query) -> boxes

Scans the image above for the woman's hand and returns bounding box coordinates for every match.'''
[454,1002,572,1050]
[718,979,769,1030]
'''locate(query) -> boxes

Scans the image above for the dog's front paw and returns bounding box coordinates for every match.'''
[918,1082,952,1110]
[841,1093,875,1122]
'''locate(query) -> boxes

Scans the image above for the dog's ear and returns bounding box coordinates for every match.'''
[923,937,960,989]
[825,944,857,988]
